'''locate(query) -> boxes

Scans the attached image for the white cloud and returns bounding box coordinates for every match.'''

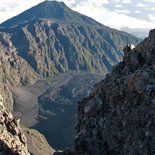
[148,14,155,21]
[73,0,155,30]
[0,0,43,23]
[135,10,141,14]
[144,0,155,2]
[79,0,109,7]
[115,4,123,8]
[57,0,76,7]
[121,0,132,4]
[150,7,155,10]
[97,0,109,4]
[110,0,121,3]
[136,3,146,7]
[115,9,130,14]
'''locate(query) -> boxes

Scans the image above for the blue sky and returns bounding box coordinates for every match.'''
[0,0,155,37]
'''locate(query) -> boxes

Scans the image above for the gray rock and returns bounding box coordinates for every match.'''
[72,29,155,155]
[0,94,30,155]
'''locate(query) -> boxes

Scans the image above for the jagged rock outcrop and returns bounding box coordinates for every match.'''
[0,82,55,155]
[0,83,14,111]
[64,29,155,155]
[0,32,39,86]
[23,128,55,155]
[0,94,30,155]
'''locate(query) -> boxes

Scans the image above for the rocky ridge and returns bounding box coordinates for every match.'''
[0,94,30,155]
[54,29,155,154]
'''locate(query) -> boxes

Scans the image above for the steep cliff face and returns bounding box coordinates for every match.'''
[0,51,55,155]
[23,128,55,155]
[70,29,155,154]
[0,1,141,78]
[0,59,53,155]
[0,41,39,111]
[0,94,30,155]
[0,32,39,110]
[0,32,39,86]
[0,82,14,111]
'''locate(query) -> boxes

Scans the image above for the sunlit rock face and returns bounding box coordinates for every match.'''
[0,94,30,155]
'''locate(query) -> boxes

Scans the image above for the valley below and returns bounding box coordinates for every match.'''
[9,71,104,149]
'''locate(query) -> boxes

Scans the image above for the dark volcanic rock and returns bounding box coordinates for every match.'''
[71,29,155,155]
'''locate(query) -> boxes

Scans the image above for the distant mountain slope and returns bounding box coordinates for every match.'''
[0,1,141,77]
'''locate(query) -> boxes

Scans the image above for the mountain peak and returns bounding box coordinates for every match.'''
[41,0,66,6]
[1,0,106,29]
[36,0,68,16]
[0,1,74,27]
[32,0,69,19]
